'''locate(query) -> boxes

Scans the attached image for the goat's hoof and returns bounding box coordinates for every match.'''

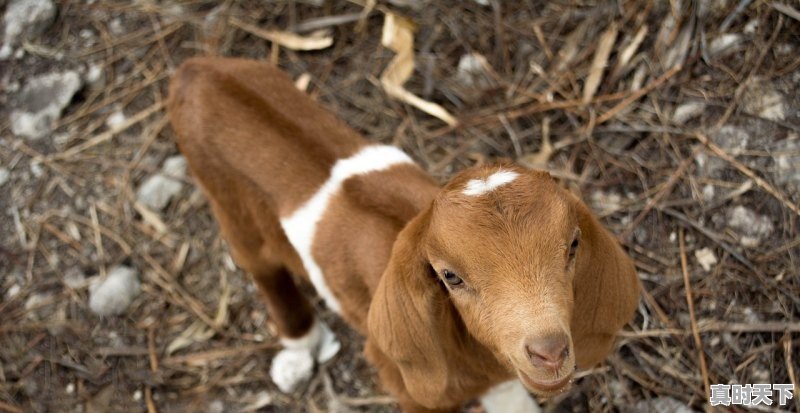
[316,321,341,363]
[270,348,314,393]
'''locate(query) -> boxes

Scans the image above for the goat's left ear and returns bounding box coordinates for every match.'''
[364,206,455,409]
[566,191,641,369]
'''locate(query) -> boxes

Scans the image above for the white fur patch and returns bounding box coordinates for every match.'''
[270,348,314,393]
[280,145,414,312]
[481,380,542,413]
[279,319,341,363]
[462,170,519,196]
[271,319,342,393]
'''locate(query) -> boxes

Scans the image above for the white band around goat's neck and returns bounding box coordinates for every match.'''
[280,145,414,313]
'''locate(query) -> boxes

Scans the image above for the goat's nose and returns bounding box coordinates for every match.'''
[525,334,569,370]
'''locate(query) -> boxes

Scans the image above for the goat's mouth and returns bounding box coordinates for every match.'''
[518,370,573,396]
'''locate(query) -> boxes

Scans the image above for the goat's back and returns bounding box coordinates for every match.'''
[167,57,369,215]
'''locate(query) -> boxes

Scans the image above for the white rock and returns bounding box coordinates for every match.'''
[2,73,20,93]
[30,161,43,177]
[109,18,124,35]
[694,248,717,272]
[162,155,187,178]
[135,156,188,210]
[708,33,741,57]
[701,184,715,202]
[712,125,750,152]
[743,306,761,323]
[775,43,794,56]
[744,19,759,34]
[742,81,786,121]
[456,53,492,88]
[6,284,21,298]
[270,348,314,393]
[774,134,800,194]
[105,110,126,129]
[24,292,53,319]
[85,63,105,89]
[672,101,706,125]
[727,206,774,248]
[10,71,83,140]
[0,168,10,187]
[1,0,56,59]
[64,268,86,289]
[590,190,622,213]
[136,174,183,210]
[208,400,225,413]
[88,265,141,316]
[160,3,186,24]
[0,44,12,59]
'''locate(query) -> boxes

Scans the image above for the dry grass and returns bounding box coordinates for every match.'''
[1,1,799,412]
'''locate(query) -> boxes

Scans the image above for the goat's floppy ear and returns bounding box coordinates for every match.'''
[365,206,454,408]
[567,191,641,369]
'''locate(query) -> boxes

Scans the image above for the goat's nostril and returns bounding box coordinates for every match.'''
[525,334,569,369]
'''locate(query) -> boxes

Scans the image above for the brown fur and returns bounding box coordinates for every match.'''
[168,57,641,413]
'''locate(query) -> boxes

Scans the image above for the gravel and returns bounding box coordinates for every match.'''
[10,70,83,140]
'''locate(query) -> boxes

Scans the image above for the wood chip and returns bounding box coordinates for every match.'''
[230,18,333,51]
[583,22,618,103]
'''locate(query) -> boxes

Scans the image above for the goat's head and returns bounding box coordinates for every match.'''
[428,166,578,394]
[367,164,639,407]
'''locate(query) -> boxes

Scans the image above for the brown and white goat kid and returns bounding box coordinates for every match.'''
[167,57,641,413]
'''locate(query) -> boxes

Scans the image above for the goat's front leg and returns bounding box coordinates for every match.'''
[249,264,341,393]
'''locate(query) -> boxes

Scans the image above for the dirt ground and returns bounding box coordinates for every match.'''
[1,1,799,412]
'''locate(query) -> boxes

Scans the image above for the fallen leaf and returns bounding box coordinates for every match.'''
[380,13,457,126]
[518,117,554,168]
[231,18,333,51]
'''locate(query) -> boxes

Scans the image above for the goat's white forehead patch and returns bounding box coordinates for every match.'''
[462,170,520,196]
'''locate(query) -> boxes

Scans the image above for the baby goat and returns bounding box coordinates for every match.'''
[167,57,641,413]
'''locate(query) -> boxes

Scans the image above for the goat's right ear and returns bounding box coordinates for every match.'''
[566,191,641,368]
[365,206,454,409]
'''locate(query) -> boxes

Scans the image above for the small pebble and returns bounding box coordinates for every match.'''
[88,265,141,316]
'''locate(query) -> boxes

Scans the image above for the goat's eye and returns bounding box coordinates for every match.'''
[442,269,463,286]
[568,237,580,260]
